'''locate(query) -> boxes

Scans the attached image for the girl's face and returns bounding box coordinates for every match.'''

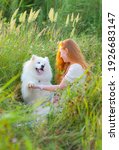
[60,48,69,62]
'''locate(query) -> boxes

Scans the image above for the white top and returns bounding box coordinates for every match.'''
[64,63,86,83]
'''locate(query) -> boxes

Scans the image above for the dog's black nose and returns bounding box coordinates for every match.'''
[41,65,44,68]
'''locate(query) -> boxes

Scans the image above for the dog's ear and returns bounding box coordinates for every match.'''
[45,57,49,62]
[31,55,36,61]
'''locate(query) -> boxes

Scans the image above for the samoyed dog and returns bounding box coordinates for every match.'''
[21,55,53,105]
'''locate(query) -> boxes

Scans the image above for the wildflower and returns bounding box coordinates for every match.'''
[48,8,54,23]
[10,19,16,31]
[72,19,76,28]
[75,13,80,23]
[54,12,58,22]
[34,9,40,20]
[28,9,34,23]
[65,14,70,26]
[11,8,19,20]
[9,8,19,31]
[70,27,75,37]
[16,25,21,34]
[28,9,40,23]
[19,11,27,23]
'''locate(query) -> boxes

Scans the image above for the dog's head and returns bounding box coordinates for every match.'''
[30,55,51,76]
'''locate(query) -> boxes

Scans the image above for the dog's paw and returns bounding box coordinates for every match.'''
[28,82,35,88]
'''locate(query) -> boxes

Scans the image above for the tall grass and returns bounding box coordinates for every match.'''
[0,0,101,36]
[0,7,101,150]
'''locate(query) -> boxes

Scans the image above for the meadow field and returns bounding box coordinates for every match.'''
[0,0,102,149]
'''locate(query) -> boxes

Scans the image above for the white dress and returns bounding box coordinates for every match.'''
[64,63,86,83]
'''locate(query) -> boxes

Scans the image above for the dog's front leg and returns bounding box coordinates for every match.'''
[28,82,36,88]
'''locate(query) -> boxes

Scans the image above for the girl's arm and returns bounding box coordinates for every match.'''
[32,78,68,92]
[39,85,60,92]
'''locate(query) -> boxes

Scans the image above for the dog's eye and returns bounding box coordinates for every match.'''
[37,62,40,64]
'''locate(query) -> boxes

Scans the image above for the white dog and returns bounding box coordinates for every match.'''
[21,55,53,105]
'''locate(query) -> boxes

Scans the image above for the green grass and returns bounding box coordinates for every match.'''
[0,0,101,36]
[0,6,101,150]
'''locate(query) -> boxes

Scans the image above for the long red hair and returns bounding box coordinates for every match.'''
[55,39,88,83]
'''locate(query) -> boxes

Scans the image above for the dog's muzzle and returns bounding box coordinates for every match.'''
[36,67,44,73]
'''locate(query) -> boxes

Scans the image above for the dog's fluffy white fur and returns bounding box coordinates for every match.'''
[21,55,52,104]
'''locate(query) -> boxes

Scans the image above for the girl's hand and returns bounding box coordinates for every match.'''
[35,85,44,90]
[33,85,45,90]
[53,94,59,104]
